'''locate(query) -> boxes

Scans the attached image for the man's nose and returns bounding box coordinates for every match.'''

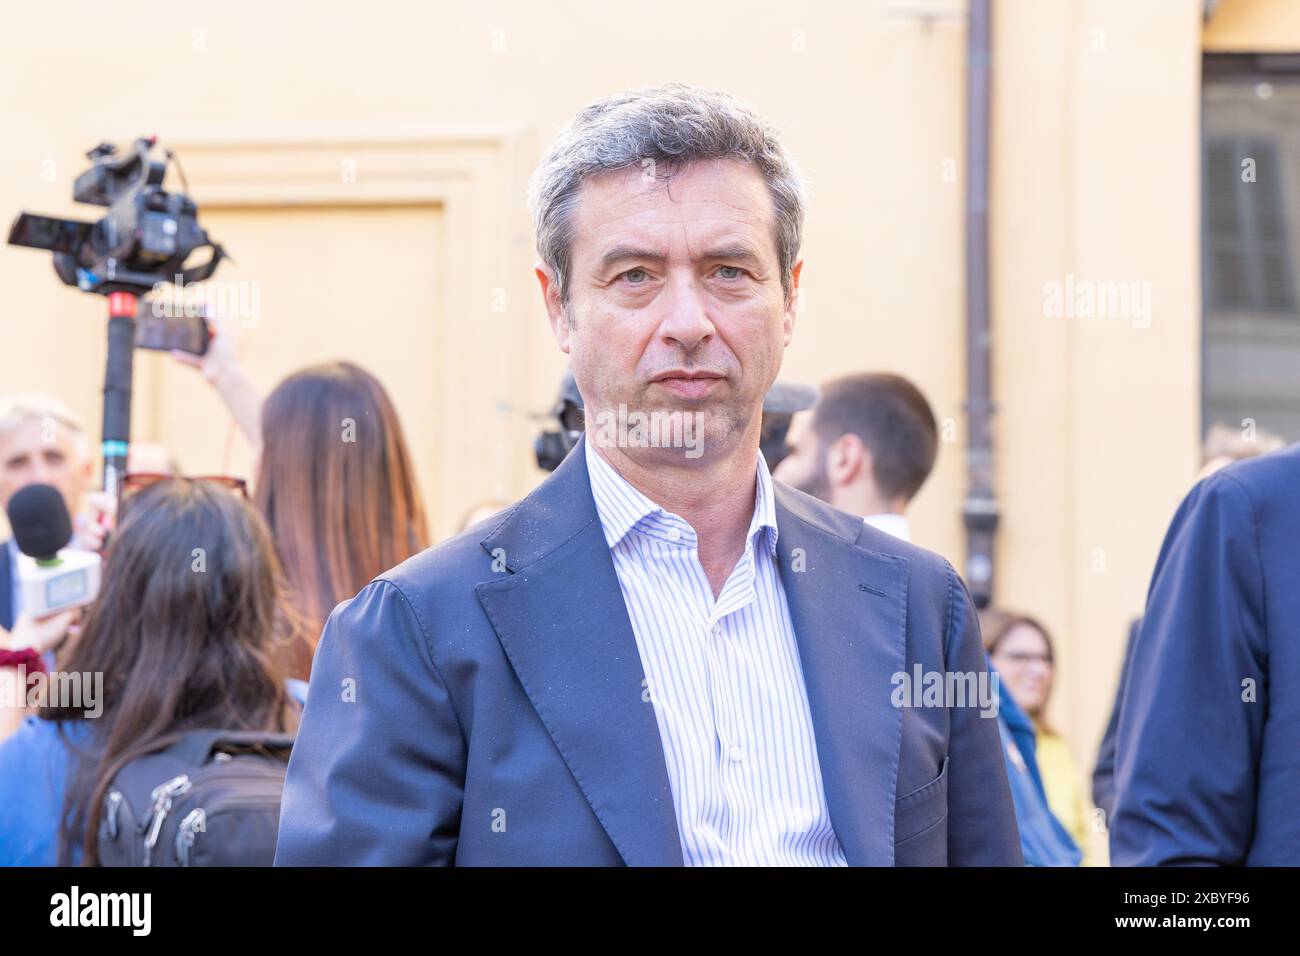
[656,277,714,352]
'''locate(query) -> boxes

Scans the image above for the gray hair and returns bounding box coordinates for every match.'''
[528,83,806,304]
[0,392,88,457]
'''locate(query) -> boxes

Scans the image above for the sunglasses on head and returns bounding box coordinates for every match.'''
[122,472,249,499]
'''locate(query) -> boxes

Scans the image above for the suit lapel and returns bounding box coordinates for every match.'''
[772,483,910,865]
[474,438,684,866]
[473,440,911,867]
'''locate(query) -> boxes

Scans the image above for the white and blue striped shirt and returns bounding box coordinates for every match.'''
[585,440,847,866]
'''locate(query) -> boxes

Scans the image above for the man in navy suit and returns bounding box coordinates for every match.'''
[1112,442,1300,865]
[276,84,1021,866]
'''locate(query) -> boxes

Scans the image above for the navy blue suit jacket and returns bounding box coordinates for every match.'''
[275,437,1021,866]
[1112,443,1300,865]
[0,540,14,632]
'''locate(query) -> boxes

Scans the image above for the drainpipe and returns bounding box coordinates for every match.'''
[963,0,999,609]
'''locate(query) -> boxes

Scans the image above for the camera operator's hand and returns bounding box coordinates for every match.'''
[169,311,264,447]
[70,490,117,552]
[1,610,77,655]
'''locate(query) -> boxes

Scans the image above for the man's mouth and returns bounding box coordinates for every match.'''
[650,371,725,399]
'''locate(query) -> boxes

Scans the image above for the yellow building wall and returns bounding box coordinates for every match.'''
[993,1,1204,863]
[1206,0,1300,50]
[1,1,1289,859]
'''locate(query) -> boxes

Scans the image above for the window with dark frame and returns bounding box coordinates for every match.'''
[1201,56,1300,444]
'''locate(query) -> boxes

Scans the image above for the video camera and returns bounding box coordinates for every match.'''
[6,137,227,499]
[8,136,224,295]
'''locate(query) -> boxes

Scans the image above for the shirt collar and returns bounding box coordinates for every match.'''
[862,512,911,543]
[584,436,779,556]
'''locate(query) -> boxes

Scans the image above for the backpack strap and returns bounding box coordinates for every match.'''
[164,729,296,766]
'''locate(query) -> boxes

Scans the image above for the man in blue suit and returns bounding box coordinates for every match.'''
[1112,443,1300,865]
[275,84,1021,867]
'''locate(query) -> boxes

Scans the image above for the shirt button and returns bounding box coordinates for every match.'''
[711,623,722,636]
[667,527,681,542]
[728,744,745,762]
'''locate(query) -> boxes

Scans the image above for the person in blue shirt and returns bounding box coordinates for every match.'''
[0,476,299,865]
[994,671,1082,866]
[980,606,1081,867]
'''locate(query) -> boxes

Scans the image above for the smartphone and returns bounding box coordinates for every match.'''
[135,309,211,356]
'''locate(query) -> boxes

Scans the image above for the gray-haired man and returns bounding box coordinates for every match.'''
[277,85,1020,866]
[0,395,97,636]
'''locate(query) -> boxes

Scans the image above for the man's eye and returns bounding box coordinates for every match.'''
[716,265,744,280]
[621,268,649,284]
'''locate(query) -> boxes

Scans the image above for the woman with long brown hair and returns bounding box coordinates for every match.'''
[172,330,429,680]
[255,362,429,678]
[0,478,296,865]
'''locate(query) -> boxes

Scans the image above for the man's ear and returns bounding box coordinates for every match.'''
[783,259,803,346]
[827,432,868,488]
[535,262,571,355]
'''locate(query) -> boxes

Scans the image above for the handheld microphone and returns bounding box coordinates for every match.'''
[7,484,101,619]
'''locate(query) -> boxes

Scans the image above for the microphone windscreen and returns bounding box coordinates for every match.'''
[7,483,73,560]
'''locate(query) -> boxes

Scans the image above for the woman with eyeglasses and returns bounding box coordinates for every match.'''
[0,477,297,865]
[983,609,1091,865]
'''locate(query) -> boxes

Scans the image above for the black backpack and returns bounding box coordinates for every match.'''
[96,729,295,867]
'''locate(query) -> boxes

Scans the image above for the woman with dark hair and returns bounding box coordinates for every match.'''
[0,478,297,865]
[172,328,429,681]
